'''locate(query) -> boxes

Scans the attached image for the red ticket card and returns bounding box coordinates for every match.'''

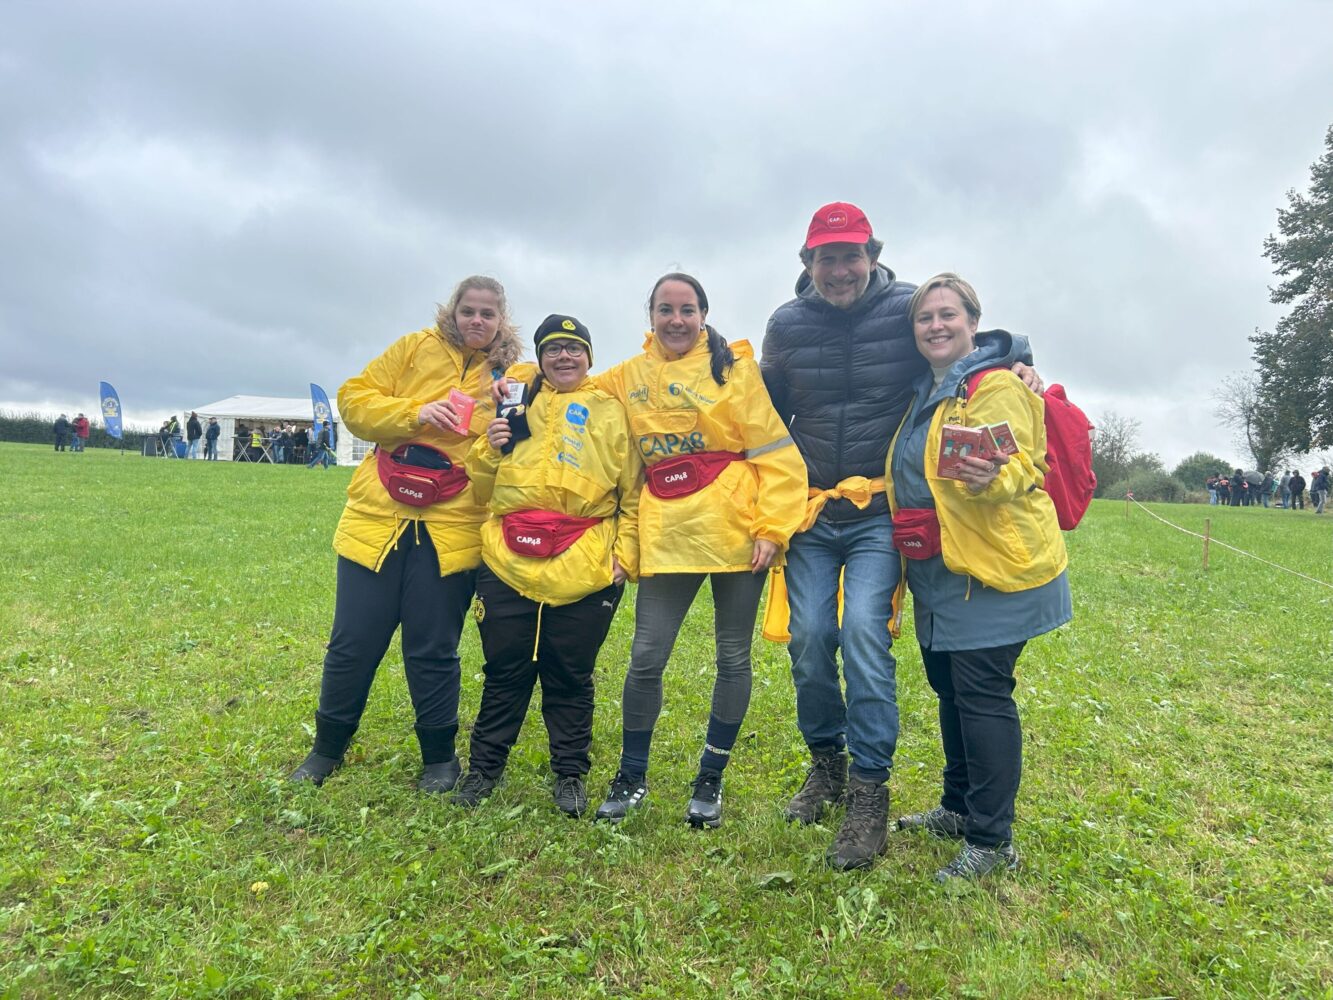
[447,389,476,432]
[938,424,991,480]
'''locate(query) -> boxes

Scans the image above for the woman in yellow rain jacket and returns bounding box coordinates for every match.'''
[885,273,1070,883]
[288,275,523,793]
[590,273,807,828]
[452,314,640,817]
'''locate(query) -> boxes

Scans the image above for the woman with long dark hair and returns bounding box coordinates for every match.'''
[589,273,807,827]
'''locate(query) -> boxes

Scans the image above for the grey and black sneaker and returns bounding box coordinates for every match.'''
[897,805,967,839]
[784,749,848,825]
[417,757,462,794]
[934,841,1020,883]
[825,778,889,871]
[684,768,724,829]
[553,774,588,818]
[594,771,648,822]
[451,770,499,808]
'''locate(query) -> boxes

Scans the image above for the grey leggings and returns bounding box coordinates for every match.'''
[621,571,767,732]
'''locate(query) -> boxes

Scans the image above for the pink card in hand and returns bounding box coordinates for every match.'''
[447,389,476,432]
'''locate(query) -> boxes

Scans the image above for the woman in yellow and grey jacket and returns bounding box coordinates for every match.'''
[451,314,641,818]
[589,273,807,828]
[885,273,1070,883]
[288,275,524,793]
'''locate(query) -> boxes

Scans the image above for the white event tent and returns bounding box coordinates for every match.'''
[186,395,370,465]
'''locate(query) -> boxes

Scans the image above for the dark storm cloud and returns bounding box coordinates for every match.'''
[2,0,1332,462]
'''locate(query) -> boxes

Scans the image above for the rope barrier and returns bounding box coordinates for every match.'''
[1124,493,1333,591]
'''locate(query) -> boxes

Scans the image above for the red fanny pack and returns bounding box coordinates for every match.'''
[646,450,745,499]
[892,508,942,560]
[376,444,470,507]
[501,510,602,558]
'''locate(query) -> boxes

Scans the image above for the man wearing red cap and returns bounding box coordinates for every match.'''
[761,202,1037,870]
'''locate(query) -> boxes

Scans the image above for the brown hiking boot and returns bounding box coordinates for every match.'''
[783,748,847,825]
[825,778,889,870]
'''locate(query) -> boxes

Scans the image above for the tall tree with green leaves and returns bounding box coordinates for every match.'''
[1252,125,1333,452]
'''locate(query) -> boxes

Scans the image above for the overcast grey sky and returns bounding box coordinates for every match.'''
[3,1,1331,466]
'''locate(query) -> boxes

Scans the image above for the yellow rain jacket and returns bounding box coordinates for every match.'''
[594,334,806,575]
[886,369,1067,592]
[332,328,500,576]
[466,373,641,606]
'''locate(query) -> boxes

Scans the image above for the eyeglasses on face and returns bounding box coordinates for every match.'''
[540,341,588,358]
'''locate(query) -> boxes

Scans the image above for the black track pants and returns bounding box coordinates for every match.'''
[317,526,475,732]
[467,563,623,778]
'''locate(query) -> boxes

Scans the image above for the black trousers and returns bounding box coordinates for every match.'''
[920,641,1026,848]
[468,563,623,778]
[317,527,475,756]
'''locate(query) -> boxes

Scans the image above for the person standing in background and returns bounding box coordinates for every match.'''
[1288,470,1306,510]
[186,412,203,459]
[71,413,90,452]
[53,414,70,451]
[204,418,220,460]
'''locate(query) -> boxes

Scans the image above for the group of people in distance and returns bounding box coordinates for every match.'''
[287,202,1070,883]
[1206,469,1329,512]
[52,413,90,451]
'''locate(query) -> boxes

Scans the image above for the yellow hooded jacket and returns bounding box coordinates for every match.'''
[465,373,641,606]
[594,334,807,575]
[886,369,1067,592]
[332,328,501,576]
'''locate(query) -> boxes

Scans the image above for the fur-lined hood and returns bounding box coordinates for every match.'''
[434,304,524,374]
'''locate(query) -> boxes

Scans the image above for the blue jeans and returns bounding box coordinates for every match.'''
[785,514,900,782]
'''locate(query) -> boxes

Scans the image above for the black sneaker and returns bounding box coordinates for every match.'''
[553,774,588,818]
[897,805,967,839]
[417,757,461,794]
[685,769,724,829]
[594,771,648,822]
[783,749,847,825]
[451,770,499,808]
[934,841,1020,882]
[287,752,341,786]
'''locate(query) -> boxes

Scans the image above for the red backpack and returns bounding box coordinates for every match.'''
[965,371,1097,530]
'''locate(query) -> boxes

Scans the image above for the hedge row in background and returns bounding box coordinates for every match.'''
[0,409,151,451]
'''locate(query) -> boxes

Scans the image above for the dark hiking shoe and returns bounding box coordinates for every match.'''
[935,841,1020,883]
[897,805,967,839]
[451,770,499,808]
[287,752,341,786]
[594,771,648,822]
[825,778,889,871]
[416,757,461,794]
[784,749,847,825]
[553,775,588,817]
[685,769,724,829]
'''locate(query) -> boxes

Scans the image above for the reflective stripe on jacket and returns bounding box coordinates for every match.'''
[595,334,807,575]
[465,373,641,606]
[332,328,498,576]
[886,369,1067,592]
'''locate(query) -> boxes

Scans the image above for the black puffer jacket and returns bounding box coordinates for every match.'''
[761,264,921,521]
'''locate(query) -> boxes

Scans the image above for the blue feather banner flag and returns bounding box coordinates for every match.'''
[310,383,335,445]
[99,381,123,439]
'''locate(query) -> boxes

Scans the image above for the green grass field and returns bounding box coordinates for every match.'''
[1,442,1331,998]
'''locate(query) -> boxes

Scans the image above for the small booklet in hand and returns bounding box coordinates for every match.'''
[986,421,1018,456]
[938,422,1019,480]
[938,424,995,480]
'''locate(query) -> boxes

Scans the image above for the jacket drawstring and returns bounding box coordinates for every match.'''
[530,602,545,662]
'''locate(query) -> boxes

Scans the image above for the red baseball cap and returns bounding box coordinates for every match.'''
[805,201,873,249]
